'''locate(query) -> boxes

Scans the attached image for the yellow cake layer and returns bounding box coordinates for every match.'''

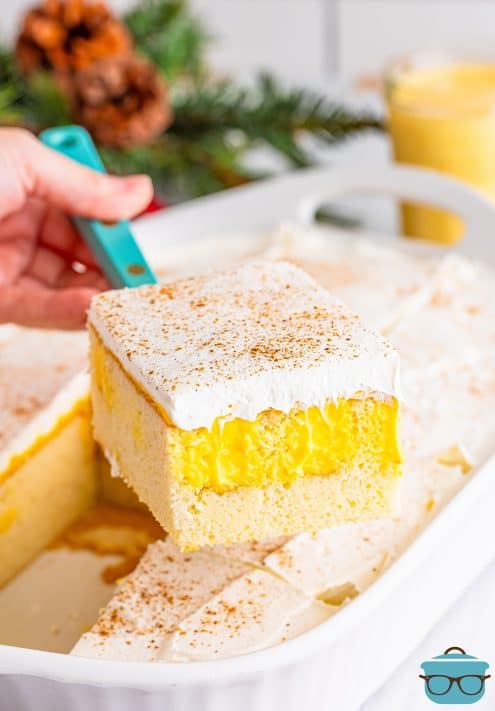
[0,414,98,587]
[97,449,149,512]
[91,330,401,495]
[89,328,401,549]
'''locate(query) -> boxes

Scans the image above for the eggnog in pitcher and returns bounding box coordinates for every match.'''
[387,57,495,243]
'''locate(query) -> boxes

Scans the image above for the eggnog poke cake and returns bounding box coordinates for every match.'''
[88,260,402,549]
[1,220,495,666]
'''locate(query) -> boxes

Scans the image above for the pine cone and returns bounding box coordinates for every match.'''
[70,56,172,147]
[16,0,131,74]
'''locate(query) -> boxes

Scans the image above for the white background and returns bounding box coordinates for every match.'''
[5,0,495,83]
[3,1,495,709]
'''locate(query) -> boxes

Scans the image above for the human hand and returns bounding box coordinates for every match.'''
[0,128,153,329]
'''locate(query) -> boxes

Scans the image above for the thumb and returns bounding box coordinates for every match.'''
[3,129,153,222]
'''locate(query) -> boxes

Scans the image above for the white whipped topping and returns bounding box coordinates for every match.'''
[388,254,495,372]
[71,539,249,661]
[89,260,401,430]
[260,522,393,598]
[165,568,333,662]
[400,355,495,466]
[72,539,334,662]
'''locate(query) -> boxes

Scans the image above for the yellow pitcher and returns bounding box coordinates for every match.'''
[386,53,495,244]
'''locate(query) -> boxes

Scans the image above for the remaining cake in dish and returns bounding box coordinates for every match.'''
[0,328,97,587]
[72,537,335,661]
[88,259,402,549]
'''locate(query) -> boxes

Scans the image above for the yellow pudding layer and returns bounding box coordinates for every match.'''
[0,398,90,483]
[388,62,495,243]
[171,398,400,493]
[91,330,401,494]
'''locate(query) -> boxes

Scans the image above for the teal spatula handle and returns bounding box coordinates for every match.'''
[39,125,157,289]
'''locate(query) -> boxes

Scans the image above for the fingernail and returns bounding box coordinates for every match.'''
[120,175,152,192]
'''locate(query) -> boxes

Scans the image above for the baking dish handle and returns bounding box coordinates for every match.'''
[295,164,495,256]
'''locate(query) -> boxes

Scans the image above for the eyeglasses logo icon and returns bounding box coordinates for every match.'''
[420,647,490,704]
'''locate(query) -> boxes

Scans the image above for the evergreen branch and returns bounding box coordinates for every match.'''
[171,73,383,167]
[124,0,210,82]
[0,47,70,129]
[0,45,26,124]
[23,72,71,129]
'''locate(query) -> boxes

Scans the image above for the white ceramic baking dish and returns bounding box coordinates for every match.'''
[1,164,495,711]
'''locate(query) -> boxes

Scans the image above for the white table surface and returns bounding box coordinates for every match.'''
[363,562,495,710]
[324,132,495,710]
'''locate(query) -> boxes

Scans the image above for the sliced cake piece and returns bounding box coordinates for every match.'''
[0,327,97,587]
[88,260,402,549]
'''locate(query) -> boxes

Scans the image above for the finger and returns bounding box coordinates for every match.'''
[0,239,35,286]
[39,206,101,269]
[0,200,45,283]
[26,246,67,287]
[0,281,96,330]
[57,266,109,291]
[4,129,153,222]
[27,241,108,289]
